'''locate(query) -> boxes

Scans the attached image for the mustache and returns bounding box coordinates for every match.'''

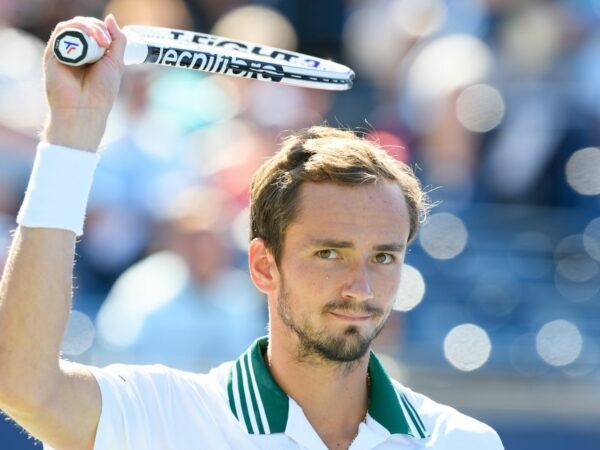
[322,300,384,316]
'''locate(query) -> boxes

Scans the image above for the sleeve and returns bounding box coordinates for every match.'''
[400,384,505,450]
[486,427,505,450]
[88,364,175,450]
[443,415,504,450]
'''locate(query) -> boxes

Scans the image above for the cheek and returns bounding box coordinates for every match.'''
[283,259,341,299]
[289,258,326,283]
[374,269,403,301]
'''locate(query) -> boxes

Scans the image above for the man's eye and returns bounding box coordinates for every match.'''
[316,249,339,259]
[374,253,395,264]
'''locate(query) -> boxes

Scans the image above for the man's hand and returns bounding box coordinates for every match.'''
[43,14,127,151]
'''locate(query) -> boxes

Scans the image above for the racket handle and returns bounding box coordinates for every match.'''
[53,28,148,66]
[53,29,105,65]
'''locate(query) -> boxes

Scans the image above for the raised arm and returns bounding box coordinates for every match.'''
[0,16,125,450]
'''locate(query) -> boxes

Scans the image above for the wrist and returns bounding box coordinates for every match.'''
[17,142,100,236]
[43,110,109,152]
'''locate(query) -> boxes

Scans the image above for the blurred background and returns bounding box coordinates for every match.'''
[1,0,599,448]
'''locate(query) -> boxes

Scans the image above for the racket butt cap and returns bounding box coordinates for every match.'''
[53,29,105,66]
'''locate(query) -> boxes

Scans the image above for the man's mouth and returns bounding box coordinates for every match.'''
[328,311,372,322]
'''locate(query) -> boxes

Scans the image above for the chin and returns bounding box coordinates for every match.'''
[314,327,373,362]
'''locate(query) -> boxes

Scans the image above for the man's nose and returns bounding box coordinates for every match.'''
[340,263,374,302]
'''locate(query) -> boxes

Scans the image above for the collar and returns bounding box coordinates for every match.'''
[227,336,429,439]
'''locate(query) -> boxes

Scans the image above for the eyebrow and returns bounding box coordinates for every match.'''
[374,243,406,252]
[309,239,405,252]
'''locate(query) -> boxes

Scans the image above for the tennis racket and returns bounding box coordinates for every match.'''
[53,25,354,91]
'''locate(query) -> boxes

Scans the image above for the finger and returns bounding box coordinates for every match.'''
[89,23,112,48]
[72,16,112,48]
[53,20,96,40]
[44,17,112,69]
[50,17,110,50]
[104,14,127,65]
[65,19,111,49]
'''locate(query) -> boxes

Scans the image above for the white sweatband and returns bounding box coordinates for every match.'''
[17,142,100,236]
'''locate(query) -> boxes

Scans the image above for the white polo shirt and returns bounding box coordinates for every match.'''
[81,337,503,450]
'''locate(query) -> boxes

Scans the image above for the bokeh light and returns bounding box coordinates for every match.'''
[500,2,564,76]
[406,34,492,99]
[401,33,493,133]
[536,320,583,367]
[583,217,600,261]
[554,235,599,283]
[560,342,599,378]
[392,0,447,38]
[212,5,297,50]
[394,264,426,312]
[444,323,492,371]
[554,235,600,303]
[343,3,411,82]
[61,310,96,356]
[456,84,505,133]
[555,271,600,303]
[565,147,600,195]
[419,212,468,260]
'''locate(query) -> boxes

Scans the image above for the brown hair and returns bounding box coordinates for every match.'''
[250,126,431,263]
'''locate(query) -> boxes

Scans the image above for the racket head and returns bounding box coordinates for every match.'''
[125,25,338,71]
[125,25,354,90]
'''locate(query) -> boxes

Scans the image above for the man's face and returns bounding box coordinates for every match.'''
[273,180,411,364]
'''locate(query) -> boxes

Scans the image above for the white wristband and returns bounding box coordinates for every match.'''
[17,142,100,236]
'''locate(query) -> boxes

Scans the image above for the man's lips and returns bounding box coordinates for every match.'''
[328,311,372,322]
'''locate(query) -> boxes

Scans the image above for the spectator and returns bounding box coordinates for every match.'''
[93,185,267,372]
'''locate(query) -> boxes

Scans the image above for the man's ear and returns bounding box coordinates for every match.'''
[248,238,279,294]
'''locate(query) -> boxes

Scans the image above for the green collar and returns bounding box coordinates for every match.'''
[227,337,429,439]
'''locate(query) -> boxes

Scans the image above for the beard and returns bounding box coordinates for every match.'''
[277,277,391,364]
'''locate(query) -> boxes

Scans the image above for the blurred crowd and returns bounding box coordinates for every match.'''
[1,0,600,383]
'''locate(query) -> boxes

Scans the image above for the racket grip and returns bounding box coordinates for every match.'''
[53,29,106,66]
[53,28,148,66]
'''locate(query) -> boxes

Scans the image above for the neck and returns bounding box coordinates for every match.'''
[266,332,370,449]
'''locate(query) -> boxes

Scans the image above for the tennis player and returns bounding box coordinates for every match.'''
[0,16,503,450]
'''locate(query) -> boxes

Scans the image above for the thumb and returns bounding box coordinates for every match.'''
[104,14,127,66]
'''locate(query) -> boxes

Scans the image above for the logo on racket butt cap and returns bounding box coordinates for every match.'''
[54,30,89,65]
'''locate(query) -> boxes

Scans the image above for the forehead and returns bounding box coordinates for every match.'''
[286,181,410,245]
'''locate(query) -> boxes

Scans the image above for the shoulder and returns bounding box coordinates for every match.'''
[86,362,238,449]
[393,380,504,449]
[89,360,234,403]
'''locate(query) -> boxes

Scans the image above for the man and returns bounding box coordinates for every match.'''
[0,15,503,450]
